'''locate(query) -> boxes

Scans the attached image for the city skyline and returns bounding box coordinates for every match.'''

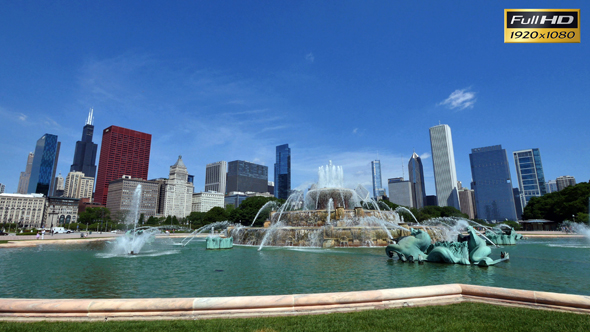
[1,2,589,196]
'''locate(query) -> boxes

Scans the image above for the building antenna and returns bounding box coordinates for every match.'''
[86,108,94,126]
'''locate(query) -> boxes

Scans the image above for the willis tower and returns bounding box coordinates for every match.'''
[71,109,98,178]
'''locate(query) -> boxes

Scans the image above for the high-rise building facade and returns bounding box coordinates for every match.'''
[106,176,160,219]
[556,176,576,191]
[192,192,225,213]
[53,172,65,196]
[28,134,61,196]
[408,152,426,209]
[469,145,517,221]
[429,124,460,209]
[17,152,34,194]
[371,160,386,198]
[274,144,291,199]
[70,109,98,179]
[205,161,227,193]
[226,160,268,193]
[161,156,194,218]
[388,177,412,207]
[95,126,152,205]
[513,148,546,208]
[0,183,5,194]
[0,193,46,228]
[458,188,476,219]
[546,180,558,193]
[64,171,94,199]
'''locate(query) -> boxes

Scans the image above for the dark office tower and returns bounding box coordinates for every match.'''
[226,160,268,193]
[470,145,517,221]
[274,144,291,199]
[27,134,61,196]
[408,152,426,209]
[94,126,152,205]
[70,109,98,179]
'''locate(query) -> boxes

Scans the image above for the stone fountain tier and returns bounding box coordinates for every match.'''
[270,208,398,227]
[304,188,357,210]
[229,226,444,248]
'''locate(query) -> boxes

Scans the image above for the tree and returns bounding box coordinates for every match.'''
[228,196,285,226]
[203,207,229,224]
[522,182,590,222]
[138,213,145,225]
[78,207,111,226]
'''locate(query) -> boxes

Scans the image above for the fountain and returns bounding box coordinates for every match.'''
[229,161,439,249]
[109,185,160,255]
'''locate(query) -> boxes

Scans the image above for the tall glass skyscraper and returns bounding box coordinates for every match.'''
[408,152,426,209]
[371,160,385,198]
[70,109,98,179]
[513,148,546,208]
[469,145,517,221]
[429,124,460,209]
[274,144,291,199]
[27,134,61,196]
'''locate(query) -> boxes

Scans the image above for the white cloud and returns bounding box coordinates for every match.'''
[352,128,358,134]
[438,88,476,110]
[420,152,431,159]
[18,113,27,121]
[305,52,315,63]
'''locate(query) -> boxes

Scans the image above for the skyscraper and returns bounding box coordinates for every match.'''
[408,152,426,209]
[226,160,268,193]
[70,109,98,179]
[469,145,517,221]
[429,124,460,209]
[513,148,546,208]
[274,144,291,199]
[161,156,194,218]
[205,161,227,193]
[95,126,152,205]
[556,176,576,191]
[371,160,386,198]
[388,177,412,207]
[545,180,558,193]
[17,152,34,194]
[28,134,61,196]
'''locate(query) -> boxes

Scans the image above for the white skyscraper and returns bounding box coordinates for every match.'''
[429,124,460,209]
[205,161,227,194]
[162,156,194,218]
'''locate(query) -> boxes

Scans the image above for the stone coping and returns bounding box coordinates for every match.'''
[1,284,589,321]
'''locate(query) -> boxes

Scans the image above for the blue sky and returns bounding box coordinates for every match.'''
[1,1,588,196]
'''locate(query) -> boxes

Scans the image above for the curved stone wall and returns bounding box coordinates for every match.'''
[1,284,589,321]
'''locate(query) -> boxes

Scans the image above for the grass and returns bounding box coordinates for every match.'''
[0,302,589,332]
[0,240,7,244]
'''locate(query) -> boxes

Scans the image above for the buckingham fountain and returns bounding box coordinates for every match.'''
[228,161,433,249]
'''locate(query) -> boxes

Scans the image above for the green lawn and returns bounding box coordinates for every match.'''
[0,302,589,332]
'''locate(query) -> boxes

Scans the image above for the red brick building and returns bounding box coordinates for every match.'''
[94,126,152,205]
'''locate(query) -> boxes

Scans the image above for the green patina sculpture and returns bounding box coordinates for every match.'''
[206,236,234,250]
[385,228,431,262]
[386,226,509,266]
[484,227,523,245]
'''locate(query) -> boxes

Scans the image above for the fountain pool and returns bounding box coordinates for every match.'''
[1,236,589,299]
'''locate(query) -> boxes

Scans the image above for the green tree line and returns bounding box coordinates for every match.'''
[522,182,590,223]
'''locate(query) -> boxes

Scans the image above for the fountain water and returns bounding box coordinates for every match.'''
[109,185,160,255]
[562,220,590,239]
[230,161,438,249]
